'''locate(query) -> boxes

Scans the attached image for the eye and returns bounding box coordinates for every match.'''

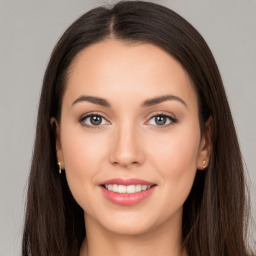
[147,114,177,127]
[80,114,109,128]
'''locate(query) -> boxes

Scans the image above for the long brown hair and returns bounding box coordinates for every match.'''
[22,1,253,255]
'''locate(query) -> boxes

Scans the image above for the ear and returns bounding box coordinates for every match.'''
[50,117,65,169]
[197,116,213,170]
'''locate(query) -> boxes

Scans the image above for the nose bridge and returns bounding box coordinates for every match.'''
[110,119,144,167]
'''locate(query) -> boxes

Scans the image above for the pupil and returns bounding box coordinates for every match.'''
[90,115,102,125]
[155,115,166,125]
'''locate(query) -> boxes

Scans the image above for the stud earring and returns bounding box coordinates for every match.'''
[57,162,62,174]
[202,160,207,169]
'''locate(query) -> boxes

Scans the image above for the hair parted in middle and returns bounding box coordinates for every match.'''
[22,2,250,256]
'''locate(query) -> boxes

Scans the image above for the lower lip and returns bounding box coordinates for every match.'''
[100,186,156,206]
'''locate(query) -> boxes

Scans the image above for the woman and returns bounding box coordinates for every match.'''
[22,1,253,256]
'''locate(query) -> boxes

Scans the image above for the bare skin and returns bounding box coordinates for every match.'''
[53,39,212,256]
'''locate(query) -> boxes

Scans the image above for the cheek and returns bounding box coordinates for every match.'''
[149,125,200,168]
[62,134,100,175]
[147,124,201,202]
[60,126,108,206]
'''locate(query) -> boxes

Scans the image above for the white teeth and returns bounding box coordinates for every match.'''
[113,184,118,192]
[104,184,152,193]
[135,184,142,192]
[142,185,148,191]
[118,185,126,193]
[126,185,135,193]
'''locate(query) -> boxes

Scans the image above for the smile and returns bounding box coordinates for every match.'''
[100,178,156,206]
[104,184,152,194]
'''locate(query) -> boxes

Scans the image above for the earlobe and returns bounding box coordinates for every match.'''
[197,116,213,170]
[50,117,65,169]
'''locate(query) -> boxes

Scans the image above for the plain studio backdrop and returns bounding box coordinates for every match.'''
[0,0,255,255]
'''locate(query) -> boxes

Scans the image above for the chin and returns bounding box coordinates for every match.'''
[90,208,175,237]
[102,219,155,236]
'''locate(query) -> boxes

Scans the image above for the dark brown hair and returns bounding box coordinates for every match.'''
[22,1,253,256]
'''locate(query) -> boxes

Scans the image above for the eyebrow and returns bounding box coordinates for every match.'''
[141,95,187,108]
[72,95,110,107]
[72,94,187,108]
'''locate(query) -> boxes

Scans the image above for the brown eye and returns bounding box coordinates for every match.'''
[155,115,167,126]
[80,114,109,127]
[90,115,102,125]
[147,114,177,127]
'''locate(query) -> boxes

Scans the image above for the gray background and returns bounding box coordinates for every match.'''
[0,0,255,255]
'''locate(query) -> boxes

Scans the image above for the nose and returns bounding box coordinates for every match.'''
[109,122,145,168]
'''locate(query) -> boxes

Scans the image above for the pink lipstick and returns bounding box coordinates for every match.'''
[100,178,156,206]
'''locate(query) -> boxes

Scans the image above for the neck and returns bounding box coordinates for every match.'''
[80,213,187,256]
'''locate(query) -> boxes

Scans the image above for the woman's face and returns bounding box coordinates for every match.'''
[55,39,211,236]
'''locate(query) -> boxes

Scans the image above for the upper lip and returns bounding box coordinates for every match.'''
[100,178,155,186]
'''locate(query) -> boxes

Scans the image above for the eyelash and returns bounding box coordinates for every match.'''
[146,112,177,128]
[79,111,177,129]
[79,112,109,129]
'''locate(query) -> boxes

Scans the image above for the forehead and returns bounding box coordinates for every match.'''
[63,39,197,109]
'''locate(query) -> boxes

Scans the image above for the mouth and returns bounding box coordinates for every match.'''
[102,184,154,194]
[100,178,157,206]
